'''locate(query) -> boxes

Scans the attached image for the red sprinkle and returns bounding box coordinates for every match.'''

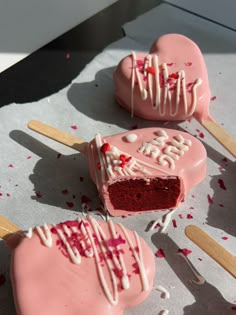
[155,248,165,258]
[66,202,74,208]
[62,189,69,195]
[57,153,62,159]
[179,214,184,219]
[100,143,111,154]
[8,164,14,168]
[199,132,205,139]
[185,62,192,66]
[66,53,71,59]
[71,125,78,130]
[146,66,156,75]
[97,162,101,170]
[187,214,193,219]
[218,179,226,190]
[167,62,174,66]
[35,191,42,198]
[27,156,32,159]
[231,306,236,311]
[172,219,177,228]
[178,248,192,256]
[169,72,179,79]
[207,194,213,204]
[210,96,216,101]
[221,236,228,240]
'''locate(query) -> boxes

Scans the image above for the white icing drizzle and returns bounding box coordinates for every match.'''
[118,223,149,291]
[94,134,170,184]
[31,216,149,305]
[131,52,202,117]
[138,130,192,170]
[150,208,177,233]
[35,224,53,247]
[25,227,33,238]
[177,252,205,285]
[155,285,170,299]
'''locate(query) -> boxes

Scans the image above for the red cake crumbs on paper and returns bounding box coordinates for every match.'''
[155,249,165,258]
[178,248,192,256]
[218,179,227,190]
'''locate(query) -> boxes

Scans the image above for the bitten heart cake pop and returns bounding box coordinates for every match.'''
[86,127,206,216]
[113,33,236,157]
[27,121,207,217]
[1,216,155,315]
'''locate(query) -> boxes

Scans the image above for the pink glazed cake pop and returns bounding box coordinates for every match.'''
[114,33,210,122]
[113,34,236,157]
[8,216,155,315]
[86,127,206,217]
[27,121,207,217]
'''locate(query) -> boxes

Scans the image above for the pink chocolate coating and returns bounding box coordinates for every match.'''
[113,34,211,123]
[87,127,206,216]
[11,217,155,315]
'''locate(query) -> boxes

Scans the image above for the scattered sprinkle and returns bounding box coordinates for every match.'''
[219,203,224,208]
[178,248,192,256]
[35,191,42,198]
[57,153,62,159]
[62,189,69,195]
[179,214,183,219]
[100,143,111,154]
[79,177,84,182]
[71,125,78,130]
[218,179,227,190]
[172,219,177,228]
[207,194,213,204]
[155,248,165,258]
[167,62,174,66]
[8,164,14,168]
[198,258,203,261]
[185,62,192,66]
[221,236,228,241]
[210,96,216,101]
[27,156,32,159]
[66,202,74,208]
[66,53,71,59]
[81,195,91,204]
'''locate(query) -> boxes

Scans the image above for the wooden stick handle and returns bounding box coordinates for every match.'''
[27,120,88,153]
[185,225,236,278]
[0,215,21,240]
[200,118,236,158]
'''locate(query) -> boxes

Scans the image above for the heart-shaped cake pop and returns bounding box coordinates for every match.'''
[11,216,155,315]
[113,33,211,122]
[87,127,206,217]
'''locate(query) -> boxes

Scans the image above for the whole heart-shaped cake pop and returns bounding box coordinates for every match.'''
[8,216,155,315]
[113,34,236,157]
[114,33,210,122]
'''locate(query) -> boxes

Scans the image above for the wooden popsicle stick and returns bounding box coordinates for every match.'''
[27,120,88,154]
[199,117,236,158]
[0,215,21,240]
[185,225,236,278]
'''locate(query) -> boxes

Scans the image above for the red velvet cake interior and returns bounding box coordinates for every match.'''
[108,177,181,211]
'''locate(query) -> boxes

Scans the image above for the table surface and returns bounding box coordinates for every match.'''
[0,1,236,315]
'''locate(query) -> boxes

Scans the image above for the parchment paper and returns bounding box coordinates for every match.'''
[0,3,236,314]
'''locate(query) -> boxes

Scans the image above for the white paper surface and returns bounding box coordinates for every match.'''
[0,3,236,315]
